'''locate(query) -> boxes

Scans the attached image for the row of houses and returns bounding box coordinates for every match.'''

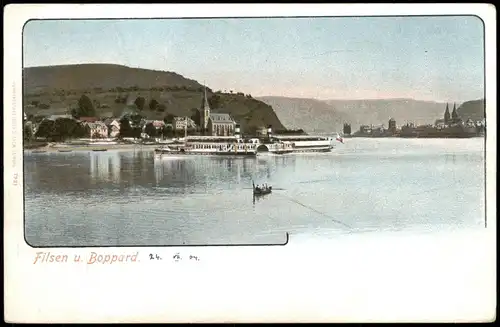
[24,87,250,138]
[24,114,167,139]
[24,113,233,139]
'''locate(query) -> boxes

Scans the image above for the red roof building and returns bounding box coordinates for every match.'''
[79,117,99,123]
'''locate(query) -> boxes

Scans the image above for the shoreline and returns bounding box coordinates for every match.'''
[24,143,159,153]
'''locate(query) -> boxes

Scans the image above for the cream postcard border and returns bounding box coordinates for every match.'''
[4,4,497,323]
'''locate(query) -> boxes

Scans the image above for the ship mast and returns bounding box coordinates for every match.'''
[184,116,188,144]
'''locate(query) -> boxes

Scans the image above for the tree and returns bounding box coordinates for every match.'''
[23,124,33,142]
[163,125,174,138]
[144,123,157,138]
[76,94,96,118]
[118,117,132,138]
[163,113,175,124]
[132,127,142,139]
[190,108,201,126]
[149,99,159,111]
[209,94,221,108]
[34,115,46,123]
[134,96,146,111]
[129,114,143,127]
[52,118,87,141]
[35,120,55,140]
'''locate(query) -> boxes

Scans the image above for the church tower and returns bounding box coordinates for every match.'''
[444,103,450,123]
[451,102,458,121]
[200,85,211,131]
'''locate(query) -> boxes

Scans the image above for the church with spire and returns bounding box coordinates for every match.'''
[438,102,462,128]
[444,103,451,124]
[200,86,211,130]
[451,103,460,123]
[199,86,236,136]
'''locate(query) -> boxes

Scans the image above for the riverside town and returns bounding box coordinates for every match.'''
[24,86,344,156]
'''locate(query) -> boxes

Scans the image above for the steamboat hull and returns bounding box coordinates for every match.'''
[154,149,257,157]
[292,147,333,153]
[272,150,295,154]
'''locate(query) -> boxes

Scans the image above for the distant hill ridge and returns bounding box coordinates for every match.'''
[23,63,204,94]
[22,64,286,132]
[23,64,484,134]
[258,96,485,133]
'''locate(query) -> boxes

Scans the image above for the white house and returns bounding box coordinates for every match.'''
[173,117,197,131]
[83,121,109,138]
[142,120,166,132]
[104,118,121,137]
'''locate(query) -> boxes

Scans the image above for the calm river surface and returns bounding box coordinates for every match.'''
[24,138,486,247]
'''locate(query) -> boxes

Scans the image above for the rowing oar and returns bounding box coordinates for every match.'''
[243,187,286,190]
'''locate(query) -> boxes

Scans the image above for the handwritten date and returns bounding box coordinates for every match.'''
[173,253,199,261]
[149,253,199,262]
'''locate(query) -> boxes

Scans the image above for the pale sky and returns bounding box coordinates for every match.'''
[23,16,485,102]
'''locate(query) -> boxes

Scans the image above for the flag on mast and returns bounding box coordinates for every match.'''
[336,133,344,143]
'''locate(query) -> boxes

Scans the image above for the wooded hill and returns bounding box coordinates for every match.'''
[23,64,286,132]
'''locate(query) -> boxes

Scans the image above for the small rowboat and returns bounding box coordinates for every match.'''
[32,150,47,154]
[92,149,108,152]
[57,149,73,153]
[253,182,272,196]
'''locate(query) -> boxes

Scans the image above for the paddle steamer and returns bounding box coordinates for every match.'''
[155,135,259,156]
[255,126,338,154]
[154,123,261,156]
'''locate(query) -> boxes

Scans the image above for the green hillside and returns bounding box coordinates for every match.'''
[456,99,485,121]
[23,64,286,132]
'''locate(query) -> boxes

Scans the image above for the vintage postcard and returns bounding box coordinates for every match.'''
[4,4,496,323]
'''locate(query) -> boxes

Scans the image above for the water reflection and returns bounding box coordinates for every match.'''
[90,152,121,183]
[25,151,298,194]
[24,139,485,247]
[151,156,268,191]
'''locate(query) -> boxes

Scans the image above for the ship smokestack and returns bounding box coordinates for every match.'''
[235,124,241,139]
[267,125,273,138]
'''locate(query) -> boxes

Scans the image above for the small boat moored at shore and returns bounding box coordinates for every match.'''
[92,149,108,152]
[57,149,73,153]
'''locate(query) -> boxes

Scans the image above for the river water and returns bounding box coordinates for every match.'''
[24,138,486,247]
